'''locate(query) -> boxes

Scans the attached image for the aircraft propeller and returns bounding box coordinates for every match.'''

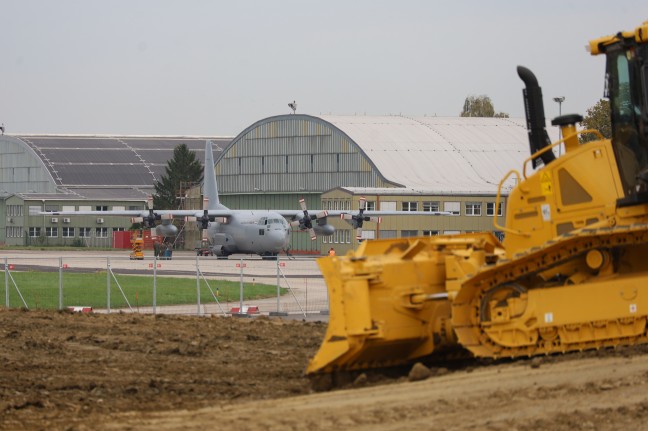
[186,198,215,242]
[131,196,172,228]
[290,198,328,240]
[341,196,382,240]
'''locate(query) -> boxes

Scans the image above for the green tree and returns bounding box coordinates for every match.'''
[153,144,203,209]
[460,95,508,118]
[579,99,611,143]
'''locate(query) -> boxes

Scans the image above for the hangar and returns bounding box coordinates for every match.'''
[0,135,232,248]
[0,115,558,254]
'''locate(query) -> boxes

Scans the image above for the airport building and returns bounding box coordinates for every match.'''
[0,115,558,255]
[0,135,231,249]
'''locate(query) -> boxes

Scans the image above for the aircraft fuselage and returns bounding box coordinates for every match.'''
[207,210,290,257]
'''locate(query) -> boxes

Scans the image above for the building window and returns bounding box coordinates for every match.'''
[444,230,461,235]
[8,205,23,217]
[380,230,397,239]
[62,205,75,212]
[62,227,75,237]
[44,204,58,212]
[79,228,91,237]
[380,201,396,211]
[46,227,58,237]
[6,226,23,238]
[423,230,440,236]
[486,202,503,216]
[95,228,108,238]
[29,227,41,237]
[95,205,108,211]
[365,201,376,211]
[401,230,418,237]
[423,201,440,212]
[29,206,42,215]
[443,202,460,215]
[402,201,418,212]
[465,202,482,216]
[360,230,376,240]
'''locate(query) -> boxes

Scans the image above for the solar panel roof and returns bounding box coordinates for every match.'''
[16,136,231,190]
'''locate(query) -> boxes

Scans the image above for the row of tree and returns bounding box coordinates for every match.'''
[460,94,611,143]
[460,95,509,118]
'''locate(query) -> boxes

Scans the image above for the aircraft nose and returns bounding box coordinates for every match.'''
[268,229,289,249]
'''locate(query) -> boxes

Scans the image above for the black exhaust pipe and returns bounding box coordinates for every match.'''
[517,66,556,168]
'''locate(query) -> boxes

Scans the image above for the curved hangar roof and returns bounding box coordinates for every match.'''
[219,114,559,195]
[320,115,559,194]
[6,135,231,200]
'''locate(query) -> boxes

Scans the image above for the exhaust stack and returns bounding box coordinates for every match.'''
[517,66,556,167]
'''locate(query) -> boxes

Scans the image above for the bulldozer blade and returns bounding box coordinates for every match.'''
[306,239,457,375]
[306,234,502,375]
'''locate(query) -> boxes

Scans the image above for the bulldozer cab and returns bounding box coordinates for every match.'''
[592,22,648,204]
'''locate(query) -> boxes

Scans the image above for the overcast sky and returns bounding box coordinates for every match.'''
[1,1,646,136]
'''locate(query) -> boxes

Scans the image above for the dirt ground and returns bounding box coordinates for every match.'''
[2,309,648,431]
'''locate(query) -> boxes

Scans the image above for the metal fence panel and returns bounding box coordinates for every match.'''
[0,253,329,319]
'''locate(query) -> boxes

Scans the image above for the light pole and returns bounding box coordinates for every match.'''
[553,97,565,155]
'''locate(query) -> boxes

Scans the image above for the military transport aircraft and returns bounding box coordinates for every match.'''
[42,140,448,258]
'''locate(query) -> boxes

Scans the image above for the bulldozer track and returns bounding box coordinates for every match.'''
[453,223,648,358]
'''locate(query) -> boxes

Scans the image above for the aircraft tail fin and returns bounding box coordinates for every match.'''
[203,140,226,210]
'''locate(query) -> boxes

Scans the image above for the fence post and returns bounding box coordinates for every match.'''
[58,257,63,310]
[107,257,111,313]
[239,258,244,313]
[196,255,202,316]
[4,257,8,307]
[276,258,280,312]
[269,258,287,317]
[153,254,157,315]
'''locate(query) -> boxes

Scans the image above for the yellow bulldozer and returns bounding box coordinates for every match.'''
[307,21,648,377]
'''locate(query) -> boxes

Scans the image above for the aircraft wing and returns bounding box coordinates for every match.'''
[337,210,451,216]
[36,209,239,218]
[37,209,149,217]
[275,210,451,217]
[38,208,450,218]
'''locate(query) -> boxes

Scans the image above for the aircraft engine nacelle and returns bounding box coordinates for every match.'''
[314,223,335,236]
[155,223,178,237]
[211,245,229,257]
[210,232,236,256]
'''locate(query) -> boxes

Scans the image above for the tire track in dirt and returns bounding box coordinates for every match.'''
[104,353,648,431]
